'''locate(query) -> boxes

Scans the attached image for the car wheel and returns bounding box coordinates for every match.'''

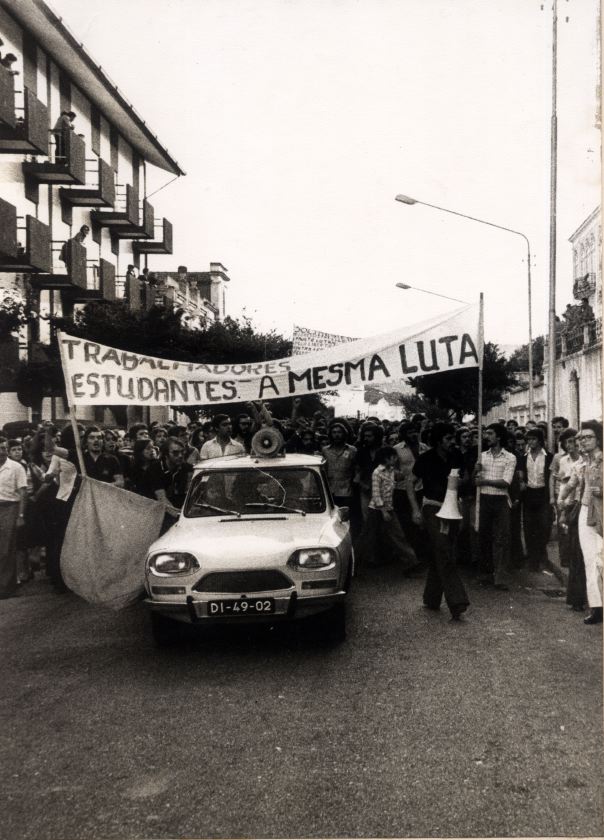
[150,612,181,646]
[315,602,347,643]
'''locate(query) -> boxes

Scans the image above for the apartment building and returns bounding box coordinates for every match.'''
[150,264,230,326]
[0,0,183,424]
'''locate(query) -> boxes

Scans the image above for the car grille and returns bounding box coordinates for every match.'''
[193,570,294,593]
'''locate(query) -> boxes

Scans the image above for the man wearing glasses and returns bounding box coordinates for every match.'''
[562,422,603,625]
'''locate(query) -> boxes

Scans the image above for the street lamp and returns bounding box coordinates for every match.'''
[395,282,470,305]
[395,194,535,420]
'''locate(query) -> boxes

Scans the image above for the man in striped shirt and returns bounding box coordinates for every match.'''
[474,423,517,590]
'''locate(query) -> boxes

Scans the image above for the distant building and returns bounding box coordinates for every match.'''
[151,263,230,326]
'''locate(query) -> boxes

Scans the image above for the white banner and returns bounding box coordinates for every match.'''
[58,304,480,407]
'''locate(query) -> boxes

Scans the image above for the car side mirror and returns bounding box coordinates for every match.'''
[337,506,350,523]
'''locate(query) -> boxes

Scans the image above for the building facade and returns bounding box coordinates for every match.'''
[151,263,230,326]
[0,0,183,427]
[484,207,602,428]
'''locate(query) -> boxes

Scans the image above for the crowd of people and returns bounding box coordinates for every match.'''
[0,403,601,627]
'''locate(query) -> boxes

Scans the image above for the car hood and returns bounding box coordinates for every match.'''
[147,514,342,566]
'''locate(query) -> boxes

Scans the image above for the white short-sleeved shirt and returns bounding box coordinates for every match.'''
[0,458,27,502]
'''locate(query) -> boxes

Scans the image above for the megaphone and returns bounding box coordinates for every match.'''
[251,426,284,458]
[436,469,463,521]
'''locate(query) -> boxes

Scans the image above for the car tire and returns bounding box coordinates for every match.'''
[150,612,181,646]
[315,602,347,643]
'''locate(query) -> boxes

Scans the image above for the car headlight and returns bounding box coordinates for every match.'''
[148,552,200,576]
[289,548,336,570]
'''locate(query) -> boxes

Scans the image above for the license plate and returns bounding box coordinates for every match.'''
[207,598,275,616]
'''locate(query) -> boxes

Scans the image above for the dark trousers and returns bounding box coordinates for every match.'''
[478,495,511,585]
[522,488,552,571]
[0,502,19,597]
[510,503,525,568]
[422,506,469,614]
[562,520,587,609]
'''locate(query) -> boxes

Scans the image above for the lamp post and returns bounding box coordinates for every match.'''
[395,194,534,420]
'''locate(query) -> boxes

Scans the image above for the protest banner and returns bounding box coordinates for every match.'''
[58,303,480,407]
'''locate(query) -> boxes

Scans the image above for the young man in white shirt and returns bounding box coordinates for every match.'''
[200,415,245,460]
[474,423,517,590]
[0,437,28,599]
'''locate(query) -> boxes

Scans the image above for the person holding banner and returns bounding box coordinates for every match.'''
[409,423,469,621]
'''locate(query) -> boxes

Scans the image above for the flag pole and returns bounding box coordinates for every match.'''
[57,331,87,477]
[474,292,484,531]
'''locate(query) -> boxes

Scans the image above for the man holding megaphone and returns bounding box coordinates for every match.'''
[408,422,470,621]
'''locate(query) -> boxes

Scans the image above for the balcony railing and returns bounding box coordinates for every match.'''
[555,318,601,359]
[133,217,173,256]
[91,182,138,228]
[59,157,115,223]
[114,198,154,240]
[0,85,49,155]
[0,63,16,129]
[0,197,51,273]
[22,129,86,203]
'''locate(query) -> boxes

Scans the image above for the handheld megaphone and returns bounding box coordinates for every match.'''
[251,426,284,458]
[436,468,463,521]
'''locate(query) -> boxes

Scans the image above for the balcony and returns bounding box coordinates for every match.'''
[0,85,49,155]
[555,318,602,359]
[0,62,16,129]
[59,157,115,224]
[99,259,116,301]
[22,129,86,203]
[113,198,154,241]
[29,239,87,292]
[133,217,173,255]
[573,272,597,301]
[0,197,51,273]
[90,183,139,230]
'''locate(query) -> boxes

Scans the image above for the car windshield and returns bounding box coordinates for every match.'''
[184,467,326,517]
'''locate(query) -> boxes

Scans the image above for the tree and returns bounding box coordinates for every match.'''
[409,342,515,420]
[507,335,545,376]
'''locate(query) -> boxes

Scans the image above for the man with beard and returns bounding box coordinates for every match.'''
[321,420,356,509]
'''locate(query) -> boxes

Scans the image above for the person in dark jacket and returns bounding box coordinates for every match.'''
[518,427,554,572]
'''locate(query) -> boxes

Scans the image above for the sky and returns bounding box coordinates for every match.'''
[51,0,601,350]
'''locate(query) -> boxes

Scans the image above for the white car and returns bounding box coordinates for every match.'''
[144,452,353,645]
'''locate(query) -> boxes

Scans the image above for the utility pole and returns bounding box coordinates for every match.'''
[546,0,558,451]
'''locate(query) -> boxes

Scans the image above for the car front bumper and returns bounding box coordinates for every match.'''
[144,589,346,625]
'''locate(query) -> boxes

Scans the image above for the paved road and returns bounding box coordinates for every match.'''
[1,565,602,840]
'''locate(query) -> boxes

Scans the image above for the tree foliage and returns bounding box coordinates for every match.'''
[507,335,545,376]
[409,342,515,420]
